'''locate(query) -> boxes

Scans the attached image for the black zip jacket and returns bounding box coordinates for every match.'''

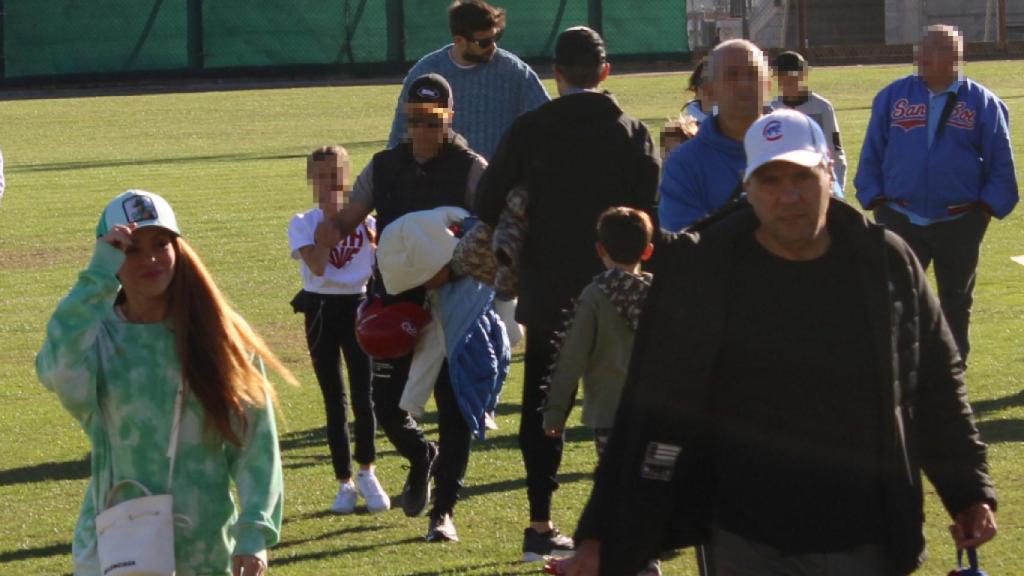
[576,199,996,575]
[474,90,660,330]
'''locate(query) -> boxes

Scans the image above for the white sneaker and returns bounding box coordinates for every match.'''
[356,469,391,513]
[330,481,357,514]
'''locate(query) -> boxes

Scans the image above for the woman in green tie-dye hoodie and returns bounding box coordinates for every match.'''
[37,190,298,576]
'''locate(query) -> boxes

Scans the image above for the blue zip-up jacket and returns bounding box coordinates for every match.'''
[658,116,746,232]
[855,75,1018,220]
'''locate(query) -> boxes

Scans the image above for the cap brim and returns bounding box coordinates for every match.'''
[744,150,826,182]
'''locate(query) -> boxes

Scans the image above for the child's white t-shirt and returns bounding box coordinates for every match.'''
[288,208,375,295]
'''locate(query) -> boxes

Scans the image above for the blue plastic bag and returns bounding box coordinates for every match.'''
[948,548,988,576]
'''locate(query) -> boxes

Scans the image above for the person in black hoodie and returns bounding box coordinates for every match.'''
[474,26,660,562]
[564,110,996,576]
[319,73,487,543]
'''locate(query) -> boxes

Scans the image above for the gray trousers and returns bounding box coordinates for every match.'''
[712,529,904,576]
[874,204,990,364]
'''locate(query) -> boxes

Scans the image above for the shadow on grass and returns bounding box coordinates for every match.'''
[401,560,540,576]
[972,390,1024,416]
[274,536,424,566]
[0,541,71,563]
[0,454,89,486]
[460,471,589,501]
[977,417,1024,444]
[275,525,384,550]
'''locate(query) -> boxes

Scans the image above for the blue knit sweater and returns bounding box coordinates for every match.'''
[387,45,550,160]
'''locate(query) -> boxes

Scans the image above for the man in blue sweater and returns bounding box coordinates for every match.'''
[856,24,1018,364]
[658,39,771,232]
[387,0,549,160]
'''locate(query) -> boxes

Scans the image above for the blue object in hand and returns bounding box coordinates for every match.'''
[948,548,988,576]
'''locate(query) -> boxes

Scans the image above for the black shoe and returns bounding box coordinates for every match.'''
[401,442,438,517]
[425,513,459,542]
[522,526,575,562]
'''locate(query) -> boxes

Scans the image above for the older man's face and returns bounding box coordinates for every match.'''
[746,161,832,256]
[918,31,961,84]
[712,46,771,120]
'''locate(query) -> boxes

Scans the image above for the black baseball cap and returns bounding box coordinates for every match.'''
[774,51,807,74]
[555,26,606,68]
[407,74,453,109]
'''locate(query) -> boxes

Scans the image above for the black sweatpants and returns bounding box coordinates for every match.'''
[520,327,565,522]
[874,204,990,364]
[302,292,375,480]
[372,354,471,517]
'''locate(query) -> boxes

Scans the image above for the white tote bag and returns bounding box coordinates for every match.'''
[95,381,187,576]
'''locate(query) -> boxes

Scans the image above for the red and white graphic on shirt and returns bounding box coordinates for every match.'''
[890,98,927,132]
[329,229,366,269]
[947,102,976,130]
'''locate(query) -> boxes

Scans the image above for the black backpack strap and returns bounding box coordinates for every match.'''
[934,85,961,140]
[686,179,746,233]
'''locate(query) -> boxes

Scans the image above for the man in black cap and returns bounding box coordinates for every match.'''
[318,73,488,543]
[475,25,660,562]
[769,50,848,194]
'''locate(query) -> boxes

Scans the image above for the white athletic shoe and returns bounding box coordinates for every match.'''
[330,481,357,514]
[356,469,391,513]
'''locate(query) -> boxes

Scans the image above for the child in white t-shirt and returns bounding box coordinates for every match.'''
[288,145,388,514]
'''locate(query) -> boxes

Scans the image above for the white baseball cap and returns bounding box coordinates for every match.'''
[743,109,830,182]
[96,189,180,237]
[376,206,470,295]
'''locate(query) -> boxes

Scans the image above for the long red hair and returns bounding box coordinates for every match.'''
[168,237,298,446]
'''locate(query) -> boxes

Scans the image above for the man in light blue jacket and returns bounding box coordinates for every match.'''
[856,24,1018,364]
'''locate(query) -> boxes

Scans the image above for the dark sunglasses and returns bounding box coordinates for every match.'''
[408,115,445,129]
[463,31,502,49]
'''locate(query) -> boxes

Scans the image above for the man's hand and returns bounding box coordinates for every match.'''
[313,218,341,248]
[950,502,997,549]
[232,553,267,576]
[546,539,600,576]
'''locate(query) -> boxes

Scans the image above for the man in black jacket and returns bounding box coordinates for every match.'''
[563,109,996,575]
[474,26,660,561]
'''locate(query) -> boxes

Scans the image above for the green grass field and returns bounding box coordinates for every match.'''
[1,61,1023,575]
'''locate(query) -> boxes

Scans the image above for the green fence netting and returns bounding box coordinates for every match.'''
[4,0,190,78]
[0,0,687,82]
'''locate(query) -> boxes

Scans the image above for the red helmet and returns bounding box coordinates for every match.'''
[355,299,432,360]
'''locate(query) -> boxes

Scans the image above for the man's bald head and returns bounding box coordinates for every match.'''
[705,39,770,127]
[707,39,768,80]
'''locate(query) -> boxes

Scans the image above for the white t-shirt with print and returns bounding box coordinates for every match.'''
[288,208,375,295]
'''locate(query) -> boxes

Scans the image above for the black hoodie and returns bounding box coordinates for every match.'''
[474,90,660,330]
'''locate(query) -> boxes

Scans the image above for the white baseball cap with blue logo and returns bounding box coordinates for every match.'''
[743,109,830,182]
[96,189,181,237]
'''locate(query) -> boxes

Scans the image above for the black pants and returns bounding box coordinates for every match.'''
[302,292,375,480]
[372,354,471,517]
[520,327,565,522]
[874,204,990,363]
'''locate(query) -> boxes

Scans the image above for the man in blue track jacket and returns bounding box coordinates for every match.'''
[855,24,1018,364]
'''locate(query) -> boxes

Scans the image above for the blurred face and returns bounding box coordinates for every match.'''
[308,155,346,211]
[776,71,804,98]
[456,27,500,63]
[746,161,832,259]
[710,45,771,121]
[661,134,685,159]
[405,103,452,149]
[119,227,177,301]
[917,31,962,86]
